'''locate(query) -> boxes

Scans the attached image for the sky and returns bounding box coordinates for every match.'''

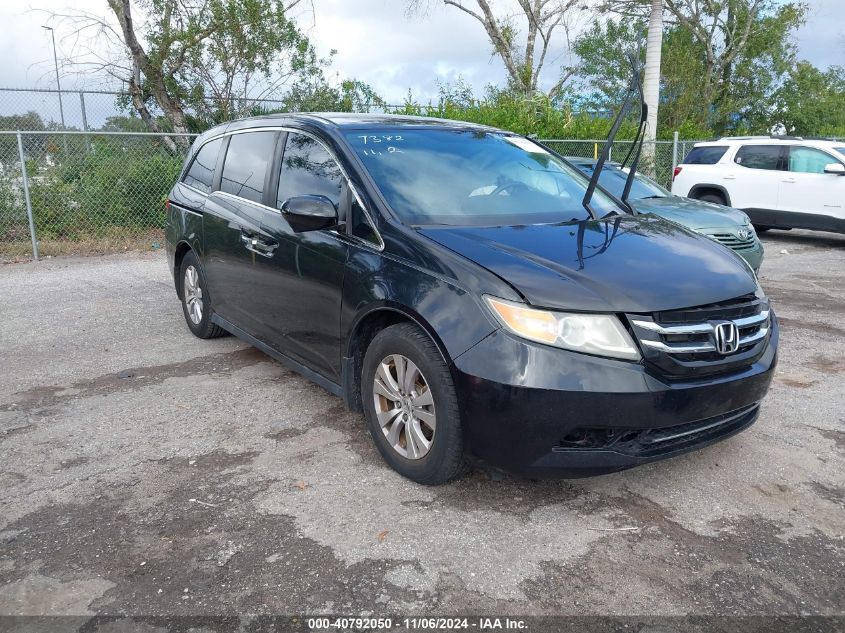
[1,0,843,108]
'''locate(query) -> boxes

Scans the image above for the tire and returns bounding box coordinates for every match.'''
[697,192,726,206]
[361,323,466,485]
[753,225,771,233]
[178,250,226,339]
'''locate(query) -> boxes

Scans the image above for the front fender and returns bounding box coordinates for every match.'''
[341,247,497,364]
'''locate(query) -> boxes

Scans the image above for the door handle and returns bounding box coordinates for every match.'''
[240,230,277,257]
[782,178,796,184]
[723,174,736,180]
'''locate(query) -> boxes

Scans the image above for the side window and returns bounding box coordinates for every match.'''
[277,132,343,209]
[220,131,277,203]
[734,145,782,170]
[182,137,223,193]
[788,147,840,174]
[682,146,728,165]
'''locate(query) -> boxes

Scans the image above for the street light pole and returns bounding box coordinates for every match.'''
[42,26,66,130]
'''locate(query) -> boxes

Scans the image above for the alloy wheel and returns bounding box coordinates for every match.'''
[372,354,437,459]
[183,265,203,324]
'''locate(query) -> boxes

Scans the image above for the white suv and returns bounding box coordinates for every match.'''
[671,137,845,234]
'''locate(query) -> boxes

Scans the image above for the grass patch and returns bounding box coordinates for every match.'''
[1,228,165,263]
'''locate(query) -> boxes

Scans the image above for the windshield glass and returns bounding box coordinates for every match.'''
[345,129,620,226]
[586,165,670,200]
[835,146,845,158]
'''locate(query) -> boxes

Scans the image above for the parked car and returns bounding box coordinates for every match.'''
[567,157,763,273]
[165,114,777,484]
[671,136,845,235]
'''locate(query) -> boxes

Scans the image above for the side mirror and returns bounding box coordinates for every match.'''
[823,163,845,175]
[281,195,338,232]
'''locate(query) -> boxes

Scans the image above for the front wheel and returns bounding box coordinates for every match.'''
[361,323,466,485]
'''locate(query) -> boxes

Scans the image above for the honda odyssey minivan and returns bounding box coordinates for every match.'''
[165,113,778,484]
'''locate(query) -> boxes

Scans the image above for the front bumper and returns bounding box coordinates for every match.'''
[451,317,778,477]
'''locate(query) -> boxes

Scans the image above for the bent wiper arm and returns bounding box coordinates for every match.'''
[620,54,648,207]
[582,50,642,219]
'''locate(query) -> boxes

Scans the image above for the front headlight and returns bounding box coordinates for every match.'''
[484,296,641,361]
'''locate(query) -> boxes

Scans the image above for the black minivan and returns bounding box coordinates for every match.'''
[165,113,778,484]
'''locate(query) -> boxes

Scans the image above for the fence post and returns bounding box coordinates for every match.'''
[80,91,91,153]
[671,131,679,177]
[16,132,39,261]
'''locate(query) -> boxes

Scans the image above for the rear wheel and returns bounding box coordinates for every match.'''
[179,251,226,339]
[697,192,726,206]
[362,323,466,485]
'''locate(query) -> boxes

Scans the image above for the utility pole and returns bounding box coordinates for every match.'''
[42,26,66,131]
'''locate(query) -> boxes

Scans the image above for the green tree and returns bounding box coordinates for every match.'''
[281,77,385,113]
[176,0,322,122]
[387,79,644,139]
[575,0,807,136]
[61,0,324,149]
[773,63,845,136]
[0,112,49,160]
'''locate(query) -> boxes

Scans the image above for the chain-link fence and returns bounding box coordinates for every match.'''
[0,87,298,132]
[541,139,688,188]
[1,129,703,262]
[0,131,195,260]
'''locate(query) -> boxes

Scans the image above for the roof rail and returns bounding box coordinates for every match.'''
[718,135,805,141]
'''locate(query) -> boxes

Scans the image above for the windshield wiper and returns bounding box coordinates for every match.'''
[582,47,645,219]
[618,64,648,207]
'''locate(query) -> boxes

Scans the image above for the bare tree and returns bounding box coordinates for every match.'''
[108,0,191,150]
[45,0,317,152]
[409,0,584,99]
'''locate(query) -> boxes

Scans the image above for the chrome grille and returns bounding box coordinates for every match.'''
[632,310,769,354]
[709,232,757,250]
[626,295,771,377]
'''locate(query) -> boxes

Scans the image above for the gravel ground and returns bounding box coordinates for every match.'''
[0,230,843,626]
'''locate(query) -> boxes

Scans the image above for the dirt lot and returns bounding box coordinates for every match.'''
[0,230,843,625]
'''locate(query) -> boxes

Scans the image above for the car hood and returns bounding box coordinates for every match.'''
[631,196,750,230]
[418,215,758,313]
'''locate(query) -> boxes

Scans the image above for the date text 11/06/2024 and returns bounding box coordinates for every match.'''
[307,617,528,630]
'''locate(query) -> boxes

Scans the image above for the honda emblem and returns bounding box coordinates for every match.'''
[714,321,740,355]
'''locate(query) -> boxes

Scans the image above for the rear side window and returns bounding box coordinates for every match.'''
[220,131,277,203]
[734,145,782,170]
[682,146,728,165]
[183,137,222,193]
[788,146,840,174]
[276,132,344,209]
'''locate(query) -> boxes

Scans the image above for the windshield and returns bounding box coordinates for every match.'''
[577,163,670,200]
[835,146,845,158]
[345,129,620,226]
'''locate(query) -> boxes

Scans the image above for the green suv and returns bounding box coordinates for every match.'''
[569,158,764,273]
